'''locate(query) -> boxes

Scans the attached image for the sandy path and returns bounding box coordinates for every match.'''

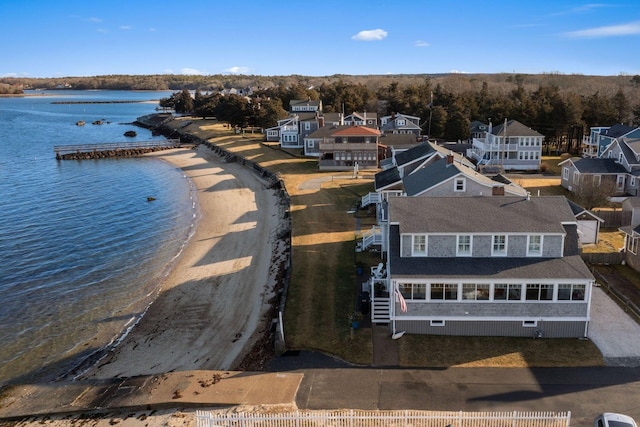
[83,145,282,379]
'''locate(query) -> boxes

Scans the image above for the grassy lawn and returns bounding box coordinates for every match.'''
[181,119,606,368]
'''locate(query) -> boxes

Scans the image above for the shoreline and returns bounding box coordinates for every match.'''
[78,141,286,379]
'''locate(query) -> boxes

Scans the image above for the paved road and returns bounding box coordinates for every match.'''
[290,367,640,427]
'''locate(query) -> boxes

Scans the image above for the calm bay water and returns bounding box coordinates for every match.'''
[0,90,197,385]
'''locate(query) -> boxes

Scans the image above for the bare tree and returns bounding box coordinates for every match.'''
[572,176,617,210]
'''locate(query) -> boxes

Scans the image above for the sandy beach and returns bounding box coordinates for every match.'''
[80,144,285,379]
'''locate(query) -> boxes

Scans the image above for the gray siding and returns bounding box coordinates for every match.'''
[543,235,563,257]
[472,235,492,256]
[401,235,411,257]
[400,301,589,318]
[395,319,586,338]
[428,235,455,257]
[508,235,527,257]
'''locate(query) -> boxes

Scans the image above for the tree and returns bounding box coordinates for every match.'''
[612,89,631,124]
[572,176,616,210]
[215,94,251,129]
[253,98,288,129]
[174,89,194,114]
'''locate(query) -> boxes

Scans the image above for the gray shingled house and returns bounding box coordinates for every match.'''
[384,195,594,338]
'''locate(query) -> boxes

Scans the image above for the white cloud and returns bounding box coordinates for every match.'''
[564,20,640,38]
[148,27,156,32]
[352,29,388,41]
[86,17,102,23]
[96,28,108,33]
[414,40,429,47]
[120,25,132,30]
[224,66,250,74]
[181,68,206,75]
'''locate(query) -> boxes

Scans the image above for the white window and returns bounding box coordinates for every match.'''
[631,177,636,187]
[618,152,623,163]
[454,178,466,192]
[493,283,522,301]
[525,283,553,301]
[457,235,472,256]
[492,235,507,255]
[462,283,490,300]
[573,172,580,185]
[305,122,311,130]
[563,167,569,180]
[528,235,542,256]
[413,235,426,255]
[617,175,625,191]
[557,284,586,301]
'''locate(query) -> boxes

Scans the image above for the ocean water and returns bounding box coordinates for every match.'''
[0,90,198,385]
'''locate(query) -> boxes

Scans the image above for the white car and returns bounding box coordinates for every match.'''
[594,413,638,427]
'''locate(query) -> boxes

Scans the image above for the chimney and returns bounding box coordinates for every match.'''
[446,154,454,165]
[492,186,505,196]
[318,116,325,127]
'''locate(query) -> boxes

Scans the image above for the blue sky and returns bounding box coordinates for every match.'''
[2,0,639,78]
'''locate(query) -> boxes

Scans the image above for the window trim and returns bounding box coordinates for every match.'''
[527,235,542,256]
[457,235,472,256]
[454,177,466,192]
[412,234,427,256]
[492,235,507,256]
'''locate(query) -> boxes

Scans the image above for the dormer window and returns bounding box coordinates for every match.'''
[413,235,427,255]
[454,178,466,192]
[492,235,507,256]
[527,235,542,256]
[397,119,405,126]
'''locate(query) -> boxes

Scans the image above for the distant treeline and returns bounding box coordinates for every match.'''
[4,73,640,153]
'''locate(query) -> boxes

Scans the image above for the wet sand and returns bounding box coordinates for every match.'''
[81,144,284,379]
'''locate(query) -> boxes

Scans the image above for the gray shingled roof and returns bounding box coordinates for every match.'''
[603,124,635,138]
[403,158,527,197]
[389,196,574,234]
[572,158,627,174]
[403,158,460,196]
[394,142,436,167]
[375,166,402,191]
[491,120,543,137]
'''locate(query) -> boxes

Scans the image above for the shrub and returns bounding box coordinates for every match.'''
[539,163,549,173]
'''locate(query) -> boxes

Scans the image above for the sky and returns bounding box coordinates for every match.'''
[1,0,639,78]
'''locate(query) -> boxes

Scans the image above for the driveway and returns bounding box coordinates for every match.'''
[589,286,640,366]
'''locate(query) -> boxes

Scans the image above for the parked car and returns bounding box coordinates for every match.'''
[594,413,638,427]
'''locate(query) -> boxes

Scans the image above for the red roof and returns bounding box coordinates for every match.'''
[332,126,381,137]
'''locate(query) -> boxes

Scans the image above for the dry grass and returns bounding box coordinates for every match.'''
[399,336,604,368]
[180,119,605,368]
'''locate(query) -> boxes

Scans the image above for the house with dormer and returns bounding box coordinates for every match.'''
[359,142,526,254]
[384,195,594,338]
[264,99,326,148]
[560,137,640,198]
[582,124,640,158]
[380,113,422,137]
[468,119,544,172]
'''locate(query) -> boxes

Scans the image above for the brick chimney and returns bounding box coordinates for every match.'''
[446,154,454,165]
[318,116,325,127]
[492,186,505,196]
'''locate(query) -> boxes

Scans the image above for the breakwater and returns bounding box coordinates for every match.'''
[54,140,182,160]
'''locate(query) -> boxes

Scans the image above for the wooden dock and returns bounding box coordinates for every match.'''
[54,139,182,160]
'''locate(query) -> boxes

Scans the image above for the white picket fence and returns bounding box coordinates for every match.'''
[196,410,571,427]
